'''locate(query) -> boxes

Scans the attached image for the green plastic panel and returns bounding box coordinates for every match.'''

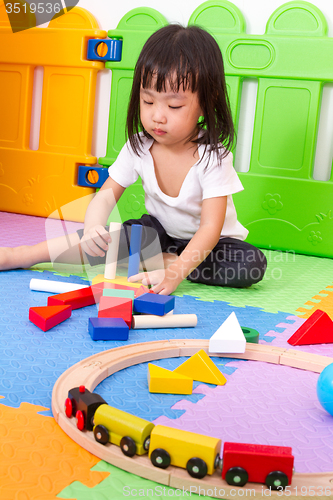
[100,1,333,258]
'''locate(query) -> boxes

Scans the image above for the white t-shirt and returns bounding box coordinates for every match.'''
[108,135,248,241]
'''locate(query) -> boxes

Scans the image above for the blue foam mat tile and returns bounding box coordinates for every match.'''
[0,269,290,420]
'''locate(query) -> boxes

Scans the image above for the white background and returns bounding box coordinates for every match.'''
[67,1,333,179]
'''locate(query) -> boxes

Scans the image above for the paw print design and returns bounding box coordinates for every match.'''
[124,193,145,215]
[308,231,322,246]
[23,193,34,206]
[262,193,283,215]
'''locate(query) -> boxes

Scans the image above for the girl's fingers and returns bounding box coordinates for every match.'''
[128,272,145,283]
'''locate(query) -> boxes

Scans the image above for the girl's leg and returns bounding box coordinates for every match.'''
[0,232,83,271]
[187,238,267,287]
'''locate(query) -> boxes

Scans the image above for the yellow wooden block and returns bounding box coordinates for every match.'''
[174,349,227,386]
[91,274,144,289]
[148,364,193,394]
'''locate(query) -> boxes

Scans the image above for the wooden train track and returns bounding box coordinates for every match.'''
[52,340,333,499]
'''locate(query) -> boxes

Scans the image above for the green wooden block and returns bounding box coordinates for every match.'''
[103,289,135,301]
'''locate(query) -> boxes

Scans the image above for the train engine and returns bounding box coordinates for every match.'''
[65,386,107,431]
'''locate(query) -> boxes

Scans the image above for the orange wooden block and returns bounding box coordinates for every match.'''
[48,286,102,310]
[29,305,72,331]
[91,282,148,298]
[287,309,333,346]
[98,296,133,328]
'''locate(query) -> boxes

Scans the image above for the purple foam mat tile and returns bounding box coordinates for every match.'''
[262,314,333,356]
[153,359,333,473]
[0,212,83,247]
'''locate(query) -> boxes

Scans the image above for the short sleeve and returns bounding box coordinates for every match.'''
[200,151,244,200]
[108,140,139,188]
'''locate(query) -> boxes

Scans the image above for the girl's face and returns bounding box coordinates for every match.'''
[140,78,202,148]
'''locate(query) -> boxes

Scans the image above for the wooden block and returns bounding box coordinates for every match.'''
[98,296,132,328]
[132,314,197,329]
[88,317,129,341]
[209,312,246,353]
[48,286,101,309]
[134,293,175,316]
[174,349,227,386]
[104,222,121,280]
[148,364,193,394]
[29,305,72,331]
[287,310,333,345]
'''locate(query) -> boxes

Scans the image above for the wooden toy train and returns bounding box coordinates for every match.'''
[65,386,294,490]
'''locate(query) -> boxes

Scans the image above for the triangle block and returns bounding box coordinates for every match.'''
[209,312,246,353]
[29,305,72,331]
[148,364,193,394]
[174,349,227,386]
[48,286,100,309]
[287,309,333,345]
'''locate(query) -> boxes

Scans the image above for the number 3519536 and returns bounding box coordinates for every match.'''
[5,2,62,14]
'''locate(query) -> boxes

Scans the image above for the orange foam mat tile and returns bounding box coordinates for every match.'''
[297,283,333,319]
[0,401,109,500]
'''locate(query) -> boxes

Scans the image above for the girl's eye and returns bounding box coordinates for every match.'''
[143,100,153,105]
[169,106,182,109]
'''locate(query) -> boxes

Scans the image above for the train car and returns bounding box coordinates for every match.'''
[93,404,155,457]
[222,442,294,490]
[65,385,107,431]
[148,425,221,479]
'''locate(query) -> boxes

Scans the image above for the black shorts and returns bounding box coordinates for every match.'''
[77,214,267,287]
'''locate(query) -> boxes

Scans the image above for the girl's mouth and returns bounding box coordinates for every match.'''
[153,129,166,136]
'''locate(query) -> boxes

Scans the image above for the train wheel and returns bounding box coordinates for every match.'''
[94,425,109,445]
[186,457,208,479]
[265,471,288,490]
[76,410,85,431]
[150,448,171,469]
[120,436,137,457]
[143,435,151,451]
[225,467,248,487]
[64,398,73,418]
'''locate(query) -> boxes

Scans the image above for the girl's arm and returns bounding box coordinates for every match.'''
[80,176,125,257]
[130,196,227,294]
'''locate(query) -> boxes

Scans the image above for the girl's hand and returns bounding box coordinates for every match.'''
[80,225,111,258]
[129,269,180,295]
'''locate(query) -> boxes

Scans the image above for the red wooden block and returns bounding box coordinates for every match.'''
[29,305,72,331]
[287,309,333,346]
[47,286,102,309]
[98,296,132,328]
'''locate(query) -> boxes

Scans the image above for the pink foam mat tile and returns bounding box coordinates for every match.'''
[153,359,333,473]
[0,212,83,247]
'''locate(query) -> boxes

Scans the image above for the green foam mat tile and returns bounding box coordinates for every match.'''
[173,249,333,315]
[57,461,215,499]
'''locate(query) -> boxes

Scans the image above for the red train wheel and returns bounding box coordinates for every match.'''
[76,410,85,431]
[64,398,73,418]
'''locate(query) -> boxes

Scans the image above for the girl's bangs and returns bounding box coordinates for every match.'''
[141,60,197,93]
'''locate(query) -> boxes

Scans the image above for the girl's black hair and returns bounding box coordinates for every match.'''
[126,24,235,161]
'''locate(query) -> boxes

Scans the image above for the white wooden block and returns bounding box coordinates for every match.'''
[104,222,121,280]
[209,311,246,353]
[30,279,89,294]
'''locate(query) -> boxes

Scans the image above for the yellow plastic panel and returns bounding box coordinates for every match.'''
[0,3,106,221]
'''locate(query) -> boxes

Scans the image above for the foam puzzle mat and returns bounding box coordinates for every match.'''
[1,212,333,499]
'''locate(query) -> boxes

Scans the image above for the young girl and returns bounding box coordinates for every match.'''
[0,24,266,295]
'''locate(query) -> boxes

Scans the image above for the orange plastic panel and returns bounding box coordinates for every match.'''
[0,3,106,221]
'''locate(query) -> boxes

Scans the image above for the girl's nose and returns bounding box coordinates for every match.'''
[152,107,166,124]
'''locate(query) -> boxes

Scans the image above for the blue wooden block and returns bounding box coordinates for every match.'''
[77,165,109,188]
[133,293,175,316]
[128,224,143,279]
[88,317,129,341]
[87,38,122,62]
